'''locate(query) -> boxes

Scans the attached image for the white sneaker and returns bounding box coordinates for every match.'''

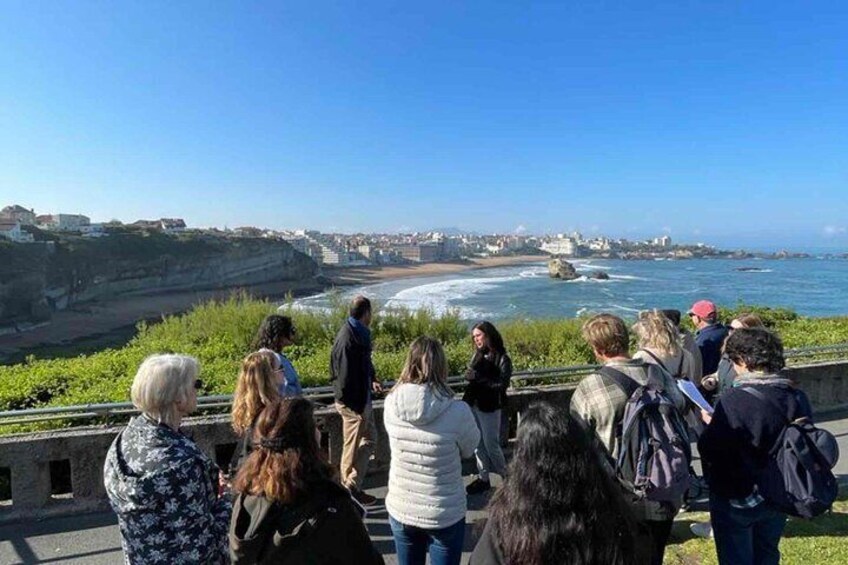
[690,522,714,539]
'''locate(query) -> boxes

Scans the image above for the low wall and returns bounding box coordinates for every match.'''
[0,362,845,524]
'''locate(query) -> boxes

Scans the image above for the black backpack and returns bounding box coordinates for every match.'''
[741,387,839,518]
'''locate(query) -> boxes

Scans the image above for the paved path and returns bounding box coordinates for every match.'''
[2,414,847,565]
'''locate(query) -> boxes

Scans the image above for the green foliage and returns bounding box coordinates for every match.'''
[720,303,800,328]
[2,295,848,435]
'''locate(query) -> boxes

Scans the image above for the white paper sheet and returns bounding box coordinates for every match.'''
[677,379,714,414]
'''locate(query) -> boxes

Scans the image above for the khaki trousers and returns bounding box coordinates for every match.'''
[335,402,377,490]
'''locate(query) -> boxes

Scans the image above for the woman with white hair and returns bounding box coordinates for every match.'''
[104,354,231,564]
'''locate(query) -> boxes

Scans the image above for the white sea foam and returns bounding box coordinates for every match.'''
[737,268,774,273]
[383,276,514,318]
[574,262,614,271]
[610,303,642,314]
[608,274,648,281]
[519,266,549,278]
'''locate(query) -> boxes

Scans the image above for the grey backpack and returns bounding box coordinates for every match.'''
[599,365,692,503]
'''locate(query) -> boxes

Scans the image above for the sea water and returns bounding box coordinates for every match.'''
[293,258,848,320]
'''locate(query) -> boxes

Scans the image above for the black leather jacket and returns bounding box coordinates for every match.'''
[462,349,513,412]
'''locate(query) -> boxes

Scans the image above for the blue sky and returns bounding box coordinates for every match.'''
[1,1,846,249]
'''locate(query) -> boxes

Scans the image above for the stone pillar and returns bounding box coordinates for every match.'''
[11,458,52,511]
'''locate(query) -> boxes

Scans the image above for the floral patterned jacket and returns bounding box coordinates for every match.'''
[104,415,231,564]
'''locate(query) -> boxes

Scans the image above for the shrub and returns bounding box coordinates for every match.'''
[1,295,847,435]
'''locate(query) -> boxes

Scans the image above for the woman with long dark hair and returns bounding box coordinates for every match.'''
[470,402,639,565]
[229,397,383,564]
[463,321,512,495]
[253,314,303,397]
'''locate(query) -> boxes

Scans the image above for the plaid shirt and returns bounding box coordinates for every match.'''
[570,358,688,457]
[570,358,689,521]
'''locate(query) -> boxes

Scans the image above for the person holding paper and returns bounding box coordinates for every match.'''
[570,314,689,565]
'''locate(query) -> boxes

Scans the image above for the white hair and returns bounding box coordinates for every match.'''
[131,354,199,428]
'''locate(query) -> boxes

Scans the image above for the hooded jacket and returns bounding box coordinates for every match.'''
[384,383,480,529]
[103,415,231,564]
[229,479,383,564]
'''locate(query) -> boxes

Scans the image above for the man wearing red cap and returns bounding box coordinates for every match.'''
[688,300,729,387]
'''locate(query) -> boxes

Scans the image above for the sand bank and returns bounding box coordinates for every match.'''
[323,255,546,286]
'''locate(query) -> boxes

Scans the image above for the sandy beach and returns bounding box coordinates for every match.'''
[322,254,546,286]
[0,255,546,362]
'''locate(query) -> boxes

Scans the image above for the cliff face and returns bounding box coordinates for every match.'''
[0,231,319,327]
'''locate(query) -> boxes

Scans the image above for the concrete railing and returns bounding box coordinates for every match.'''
[1,361,846,524]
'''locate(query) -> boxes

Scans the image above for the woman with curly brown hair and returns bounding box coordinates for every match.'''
[229,397,383,564]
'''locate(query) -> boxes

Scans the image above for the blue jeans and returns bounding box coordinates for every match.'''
[389,515,465,565]
[710,493,787,565]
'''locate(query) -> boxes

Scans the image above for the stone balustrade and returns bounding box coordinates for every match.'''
[0,361,845,524]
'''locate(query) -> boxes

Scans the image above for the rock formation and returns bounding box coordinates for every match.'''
[548,257,579,280]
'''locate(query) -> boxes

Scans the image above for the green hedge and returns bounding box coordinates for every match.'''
[2,294,848,420]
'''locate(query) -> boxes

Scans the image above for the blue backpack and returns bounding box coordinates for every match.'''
[741,387,839,519]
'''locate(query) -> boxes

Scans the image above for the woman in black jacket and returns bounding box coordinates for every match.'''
[463,321,512,495]
[229,398,383,564]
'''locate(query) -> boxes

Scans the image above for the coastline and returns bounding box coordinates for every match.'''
[321,254,546,286]
[0,255,545,363]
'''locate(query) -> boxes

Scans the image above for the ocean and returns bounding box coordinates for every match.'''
[293,258,848,321]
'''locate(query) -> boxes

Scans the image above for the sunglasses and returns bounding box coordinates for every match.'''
[194,379,204,390]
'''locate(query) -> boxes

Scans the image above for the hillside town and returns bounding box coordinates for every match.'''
[0,203,816,263]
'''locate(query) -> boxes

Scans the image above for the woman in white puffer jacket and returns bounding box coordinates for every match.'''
[384,336,480,565]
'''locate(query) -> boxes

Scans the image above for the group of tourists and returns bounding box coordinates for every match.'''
[102,296,838,564]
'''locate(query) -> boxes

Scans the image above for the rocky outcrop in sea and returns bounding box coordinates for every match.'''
[548,257,579,280]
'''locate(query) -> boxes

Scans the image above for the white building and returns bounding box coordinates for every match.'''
[587,238,612,251]
[652,235,672,248]
[0,220,34,242]
[36,214,91,231]
[282,235,310,254]
[322,248,348,265]
[160,218,186,233]
[541,237,577,256]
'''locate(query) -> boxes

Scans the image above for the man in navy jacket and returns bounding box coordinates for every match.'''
[689,300,729,384]
[330,295,383,505]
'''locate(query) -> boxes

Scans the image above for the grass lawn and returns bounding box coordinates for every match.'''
[665,490,848,564]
